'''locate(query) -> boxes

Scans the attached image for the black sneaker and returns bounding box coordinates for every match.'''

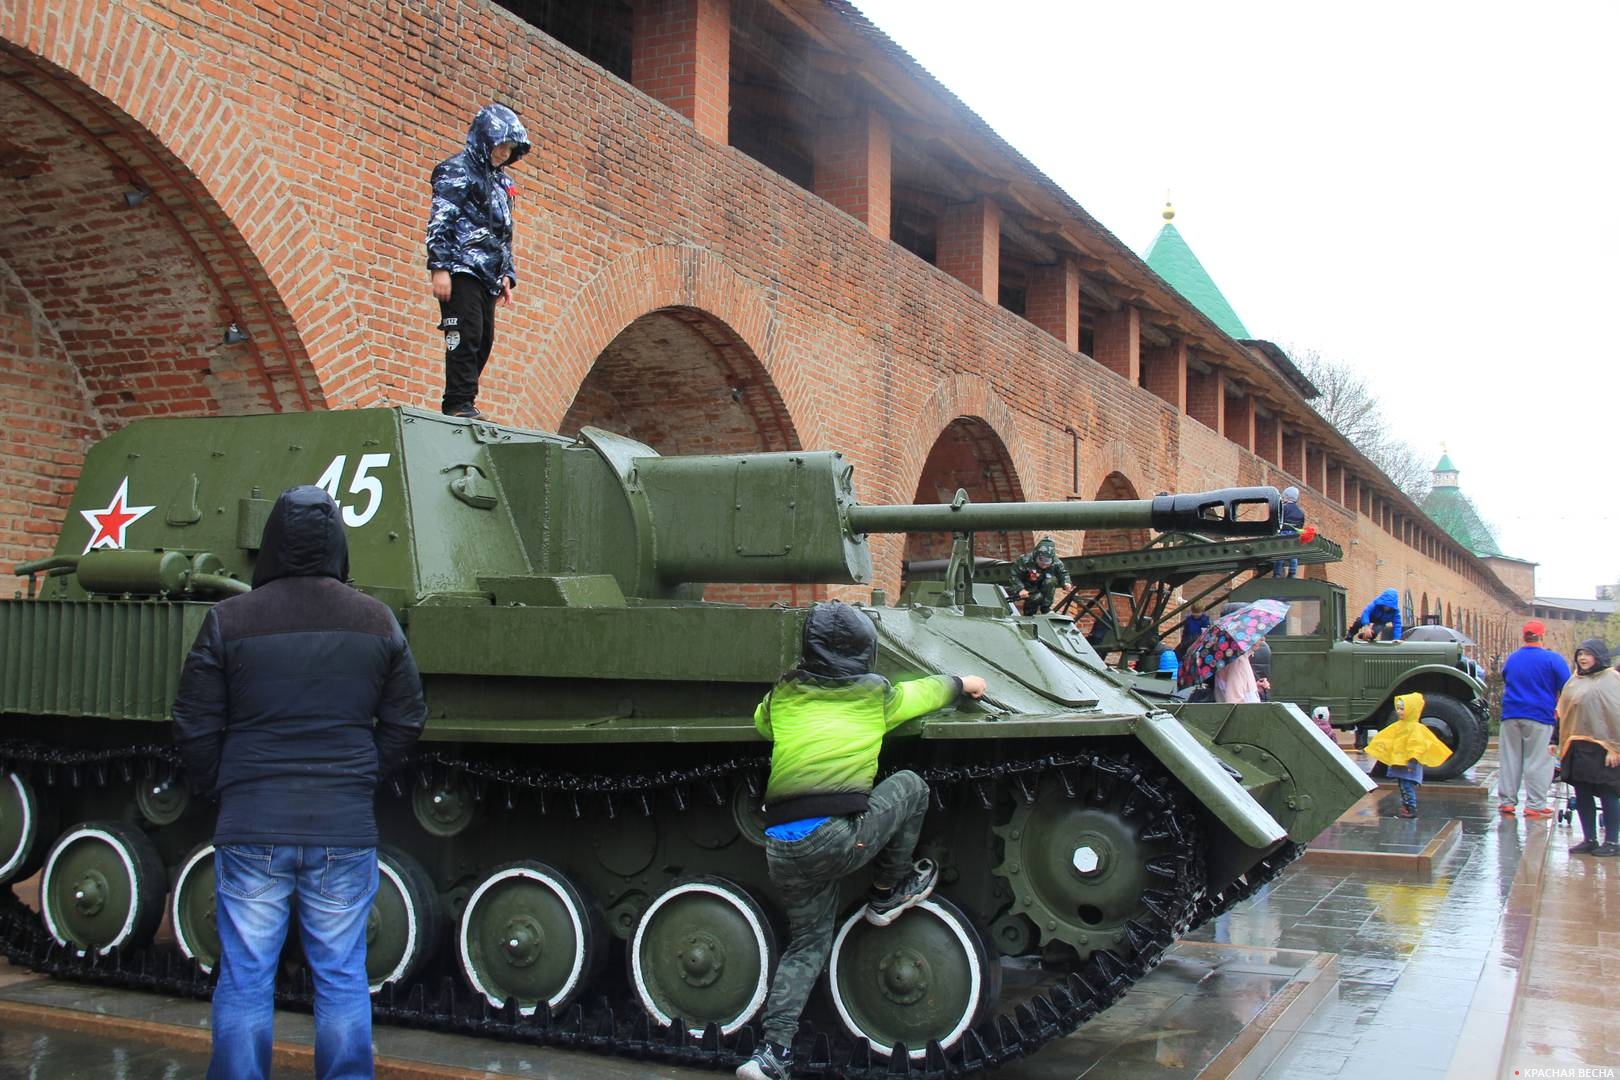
[443,405,484,420]
[1593,843,1620,858]
[736,1041,792,1080]
[865,859,939,927]
[1569,839,1600,855]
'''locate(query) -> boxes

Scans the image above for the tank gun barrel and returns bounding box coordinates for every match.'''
[846,487,1281,538]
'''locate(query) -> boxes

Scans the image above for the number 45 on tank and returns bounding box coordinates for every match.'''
[315,453,391,528]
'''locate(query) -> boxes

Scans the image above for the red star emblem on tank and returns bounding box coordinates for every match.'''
[79,478,156,554]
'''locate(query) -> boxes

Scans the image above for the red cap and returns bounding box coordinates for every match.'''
[1522,619,1546,637]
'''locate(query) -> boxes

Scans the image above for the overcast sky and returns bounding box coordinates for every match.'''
[853,0,1618,599]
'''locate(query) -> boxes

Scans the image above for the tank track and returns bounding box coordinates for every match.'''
[1187,840,1306,929]
[2,739,1214,1077]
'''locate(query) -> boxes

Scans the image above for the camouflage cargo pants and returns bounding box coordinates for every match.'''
[1015,578,1058,615]
[758,770,930,1047]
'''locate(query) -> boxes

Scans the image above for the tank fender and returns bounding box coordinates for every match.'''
[1128,711,1289,850]
[1173,702,1376,842]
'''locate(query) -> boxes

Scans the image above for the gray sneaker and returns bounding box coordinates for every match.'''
[736,1041,792,1080]
[864,859,939,927]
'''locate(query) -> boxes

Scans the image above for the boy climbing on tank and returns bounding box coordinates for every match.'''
[1008,536,1071,615]
[738,601,987,1080]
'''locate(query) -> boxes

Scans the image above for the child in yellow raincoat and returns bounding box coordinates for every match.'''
[1366,691,1450,817]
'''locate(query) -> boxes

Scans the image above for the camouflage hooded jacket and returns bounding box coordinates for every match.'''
[1008,538,1071,597]
[425,104,532,296]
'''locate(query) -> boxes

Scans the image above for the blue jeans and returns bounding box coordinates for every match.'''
[209,844,379,1080]
[1273,527,1299,577]
[1397,778,1418,811]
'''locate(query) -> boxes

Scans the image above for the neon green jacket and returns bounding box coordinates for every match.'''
[754,672,961,824]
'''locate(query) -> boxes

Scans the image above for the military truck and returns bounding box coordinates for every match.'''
[0,409,1373,1076]
[1043,532,1490,780]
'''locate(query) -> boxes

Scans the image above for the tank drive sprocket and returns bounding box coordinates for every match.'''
[991,754,1202,963]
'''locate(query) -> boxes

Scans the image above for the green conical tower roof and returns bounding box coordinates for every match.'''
[1422,456,1501,557]
[1143,205,1250,339]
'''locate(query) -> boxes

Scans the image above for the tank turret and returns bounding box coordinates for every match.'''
[20,411,1277,606]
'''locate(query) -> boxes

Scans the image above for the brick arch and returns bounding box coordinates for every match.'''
[1080,439,1150,510]
[559,306,800,455]
[895,374,1036,506]
[902,416,1032,567]
[1083,471,1152,557]
[0,13,369,407]
[880,375,1037,588]
[559,303,810,607]
[531,243,822,442]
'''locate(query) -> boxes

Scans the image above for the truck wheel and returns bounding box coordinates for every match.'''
[1417,694,1486,781]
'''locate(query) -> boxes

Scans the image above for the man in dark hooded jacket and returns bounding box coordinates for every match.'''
[738,602,985,1080]
[174,486,426,1080]
[426,103,532,419]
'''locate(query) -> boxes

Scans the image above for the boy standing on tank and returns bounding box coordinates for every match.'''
[426,103,531,420]
[738,601,986,1080]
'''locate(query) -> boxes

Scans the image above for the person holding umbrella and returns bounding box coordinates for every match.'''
[1177,599,1289,704]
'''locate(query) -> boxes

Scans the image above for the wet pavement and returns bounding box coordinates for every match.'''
[5,742,1617,1077]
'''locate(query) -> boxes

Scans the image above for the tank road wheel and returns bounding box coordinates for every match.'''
[992,768,1198,963]
[134,776,189,827]
[629,876,776,1036]
[171,843,220,973]
[368,846,443,992]
[1414,694,1487,781]
[0,771,49,884]
[39,822,166,955]
[412,773,477,837]
[827,896,994,1060]
[458,861,604,1015]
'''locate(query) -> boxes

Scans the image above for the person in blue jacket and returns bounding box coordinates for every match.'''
[1346,587,1402,642]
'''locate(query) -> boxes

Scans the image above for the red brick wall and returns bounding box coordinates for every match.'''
[936,196,1000,300]
[0,0,1525,632]
[1026,257,1078,352]
[813,108,891,240]
[633,0,731,144]
[0,259,105,571]
[1093,307,1140,382]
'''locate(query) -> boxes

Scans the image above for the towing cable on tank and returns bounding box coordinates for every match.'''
[0,739,1302,1077]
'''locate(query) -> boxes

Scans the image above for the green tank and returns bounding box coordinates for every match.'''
[0,408,1373,1075]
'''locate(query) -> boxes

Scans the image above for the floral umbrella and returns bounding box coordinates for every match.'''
[1177,599,1290,688]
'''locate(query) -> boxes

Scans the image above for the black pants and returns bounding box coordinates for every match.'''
[1572,782,1619,845]
[439,273,496,412]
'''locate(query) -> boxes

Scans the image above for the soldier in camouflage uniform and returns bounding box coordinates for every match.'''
[1008,536,1071,615]
[738,602,986,1080]
[425,103,531,419]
